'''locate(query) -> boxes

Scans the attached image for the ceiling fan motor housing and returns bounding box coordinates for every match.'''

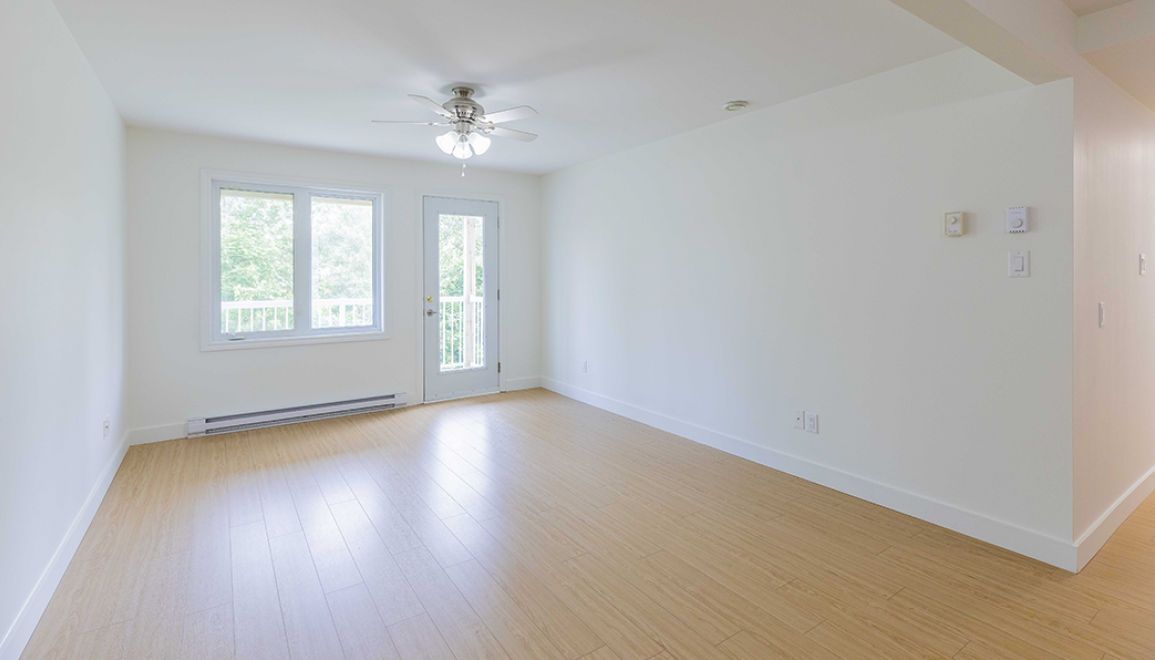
[445,87,485,123]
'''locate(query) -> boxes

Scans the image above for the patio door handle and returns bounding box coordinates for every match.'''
[426,309,438,317]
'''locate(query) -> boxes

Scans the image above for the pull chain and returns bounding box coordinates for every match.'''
[461,161,466,177]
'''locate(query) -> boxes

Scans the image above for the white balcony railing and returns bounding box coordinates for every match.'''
[221,298,373,333]
[440,296,483,371]
[222,297,482,369]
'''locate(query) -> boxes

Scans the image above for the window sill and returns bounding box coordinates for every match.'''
[201,328,390,352]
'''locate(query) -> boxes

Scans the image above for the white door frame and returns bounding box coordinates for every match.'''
[420,193,502,402]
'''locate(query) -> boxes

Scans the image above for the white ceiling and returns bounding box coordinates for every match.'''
[53,0,961,174]
[1062,0,1133,17]
[1084,38,1155,110]
[1074,1,1155,115]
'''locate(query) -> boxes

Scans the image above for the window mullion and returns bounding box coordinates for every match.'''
[293,189,311,336]
[374,198,383,331]
[211,182,224,342]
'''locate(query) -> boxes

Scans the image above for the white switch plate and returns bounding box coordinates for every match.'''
[1008,250,1030,278]
[1006,206,1028,233]
[944,212,964,237]
[103,418,110,438]
[1141,253,1148,276]
[1099,302,1106,328]
[581,360,588,373]
[805,412,819,434]
[794,410,805,430]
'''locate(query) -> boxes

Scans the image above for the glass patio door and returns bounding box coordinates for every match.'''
[423,196,499,402]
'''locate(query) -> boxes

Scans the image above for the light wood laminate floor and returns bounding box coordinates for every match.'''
[21,389,1155,660]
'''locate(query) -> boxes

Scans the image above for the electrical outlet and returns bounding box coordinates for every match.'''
[102,418,110,438]
[581,360,588,373]
[794,411,805,430]
[805,412,819,434]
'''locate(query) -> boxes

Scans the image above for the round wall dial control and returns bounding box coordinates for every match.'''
[1006,206,1029,233]
[944,212,964,237]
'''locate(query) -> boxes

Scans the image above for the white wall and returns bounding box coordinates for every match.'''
[0,0,126,656]
[952,0,1155,567]
[1068,28,1155,566]
[542,49,1080,566]
[124,128,541,436]
[1072,71,1155,561]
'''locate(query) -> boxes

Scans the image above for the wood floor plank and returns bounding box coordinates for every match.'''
[442,513,605,660]
[225,435,264,528]
[562,552,731,660]
[539,505,737,646]
[342,467,426,556]
[392,546,512,660]
[302,425,358,506]
[184,462,232,615]
[329,499,425,625]
[357,457,474,567]
[124,552,189,660]
[148,440,198,558]
[230,521,289,660]
[327,583,402,660]
[19,556,108,660]
[182,603,234,660]
[29,390,1155,660]
[642,549,823,639]
[575,649,623,660]
[78,508,156,631]
[444,559,568,660]
[268,531,346,660]
[249,433,302,538]
[717,628,832,660]
[72,621,134,660]
[388,614,456,660]
[290,484,363,594]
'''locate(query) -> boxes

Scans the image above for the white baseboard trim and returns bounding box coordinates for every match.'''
[541,378,1079,572]
[502,377,542,392]
[127,422,186,446]
[1074,462,1155,571]
[0,432,131,660]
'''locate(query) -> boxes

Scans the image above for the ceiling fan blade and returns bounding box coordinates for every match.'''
[371,120,447,125]
[408,94,453,118]
[480,105,538,124]
[488,126,538,142]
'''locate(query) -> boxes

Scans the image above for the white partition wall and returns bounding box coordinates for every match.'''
[0,0,127,655]
[542,49,1082,567]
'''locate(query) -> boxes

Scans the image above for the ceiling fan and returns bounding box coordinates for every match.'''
[373,86,538,161]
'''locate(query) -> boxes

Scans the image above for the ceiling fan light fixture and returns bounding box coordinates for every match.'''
[452,139,472,160]
[435,131,457,154]
[468,132,491,155]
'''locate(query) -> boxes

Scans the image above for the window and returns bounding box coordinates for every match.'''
[203,173,388,349]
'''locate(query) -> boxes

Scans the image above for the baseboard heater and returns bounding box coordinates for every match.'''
[187,392,406,437]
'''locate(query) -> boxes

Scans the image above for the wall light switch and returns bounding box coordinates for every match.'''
[1008,250,1030,278]
[581,360,588,373]
[944,212,964,237]
[794,410,805,430]
[1141,254,1148,276]
[805,412,819,434]
[1006,206,1028,233]
[1099,302,1106,328]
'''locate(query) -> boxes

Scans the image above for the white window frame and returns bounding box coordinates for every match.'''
[201,170,390,351]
